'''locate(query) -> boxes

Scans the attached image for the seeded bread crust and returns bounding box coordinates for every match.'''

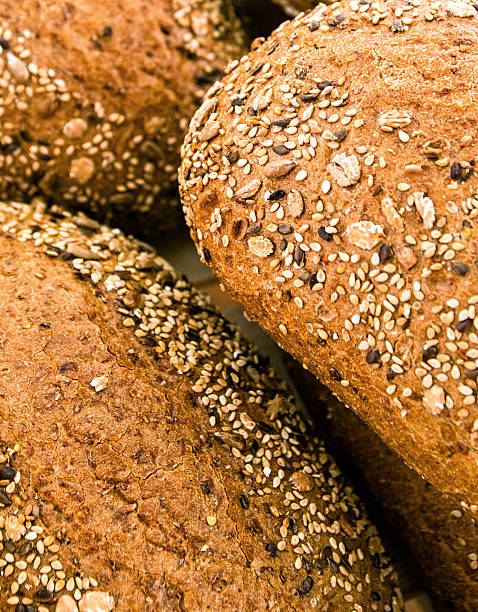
[180,0,478,516]
[0,0,246,240]
[0,200,402,611]
[290,365,478,612]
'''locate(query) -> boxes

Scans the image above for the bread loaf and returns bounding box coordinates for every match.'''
[0,200,402,610]
[0,0,246,239]
[180,0,478,517]
[291,364,478,612]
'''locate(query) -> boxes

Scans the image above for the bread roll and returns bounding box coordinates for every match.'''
[291,364,478,611]
[0,200,401,610]
[0,0,246,239]
[180,0,478,516]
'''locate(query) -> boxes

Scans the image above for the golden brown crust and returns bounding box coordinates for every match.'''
[0,201,402,611]
[180,0,478,517]
[0,0,246,239]
[290,363,478,612]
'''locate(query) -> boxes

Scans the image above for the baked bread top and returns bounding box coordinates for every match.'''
[0,0,246,238]
[0,200,401,611]
[180,0,478,515]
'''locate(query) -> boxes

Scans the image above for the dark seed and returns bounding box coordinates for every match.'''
[333,129,348,142]
[34,589,54,603]
[366,349,380,364]
[330,369,341,381]
[294,246,305,266]
[387,369,396,381]
[268,189,286,200]
[456,318,473,333]
[203,248,212,264]
[371,553,381,568]
[464,368,478,379]
[281,290,292,302]
[279,238,287,251]
[318,80,333,90]
[328,559,339,573]
[379,243,391,263]
[272,145,289,155]
[245,223,261,236]
[371,591,381,601]
[289,517,298,534]
[17,541,33,556]
[309,22,320,31]
[450,160,473,182]
[201,483,211,495]
[301,576,314,594]
[278,224,293,234]
[300,93,318,102]
[0,466,17,481]
[265,542,277,556]
[0,490,11,506]
[101,25,113,38]
[422,345,438,362]
[239,494,249,509]
[0,38,11,50]
[318,227,332,242]
[231,98,244,107]
[272,118,291,127]
[451,261,469,276]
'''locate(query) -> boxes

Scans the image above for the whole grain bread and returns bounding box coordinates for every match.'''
[0,200,402,611]
[0,0,246,239]
[179,0,478,517]
[290,363,478,612]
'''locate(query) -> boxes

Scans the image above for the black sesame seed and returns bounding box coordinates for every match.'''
[366,349,380,364]
[318,80,333,90]
[289,517,298,534]
[201,483,211,495]
[371,553,381,568]
[300,93,319,102]
[245,223,262,236]
[0,38,10,50]
[247,107,257,117]
[265,542,277,556]
[19,129,33,142]
[328,558,339,574]
[450,261,469,276]
[294,245,305,266]
[239,494,249,509]
[272,145,289,155]
[268,189,286,201]
[281,290,292,302]
[279,238,287,251]
[386,369,396,381]
[330,368,341,381]
[301,576,314,594]
[34,589,54,603]
[371,591,382,601]
[101,25,113,38]
[17,541,33,556]
[464,368,478,379]
[0,466,17,481]
[278,224,293,234]
[318,227,332,242]
[456,318,473,333]
[309,22,320,31]
[231,98,244,107]
[272,118,291,127]
[203,248,212,264]
[450,160,473,182]
[333,129,348,142]
[379,243,391,263]
[251,439,259,453]
[422,345,438,362]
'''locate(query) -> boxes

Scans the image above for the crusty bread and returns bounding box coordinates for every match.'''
[291,363,478,612]
[179,0,478,517]
[0,0,246,239]
[0,200,402,611]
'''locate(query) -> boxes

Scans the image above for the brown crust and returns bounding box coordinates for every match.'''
[290,363,478,612]
[0,0,246,239]
[180,0,478,517]
[0,201,402,611]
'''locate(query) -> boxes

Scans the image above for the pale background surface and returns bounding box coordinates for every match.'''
[159,225,435,611]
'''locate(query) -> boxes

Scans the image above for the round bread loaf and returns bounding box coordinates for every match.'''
[291,364,478,612]
[0,0,246,239]
[0,200,402,611]
[180,0,478,517]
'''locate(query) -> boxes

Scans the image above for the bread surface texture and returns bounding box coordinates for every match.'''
[180,0,478,516]
[0,0,246,238]
[292,365,478,612]
[0,201,402,611]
